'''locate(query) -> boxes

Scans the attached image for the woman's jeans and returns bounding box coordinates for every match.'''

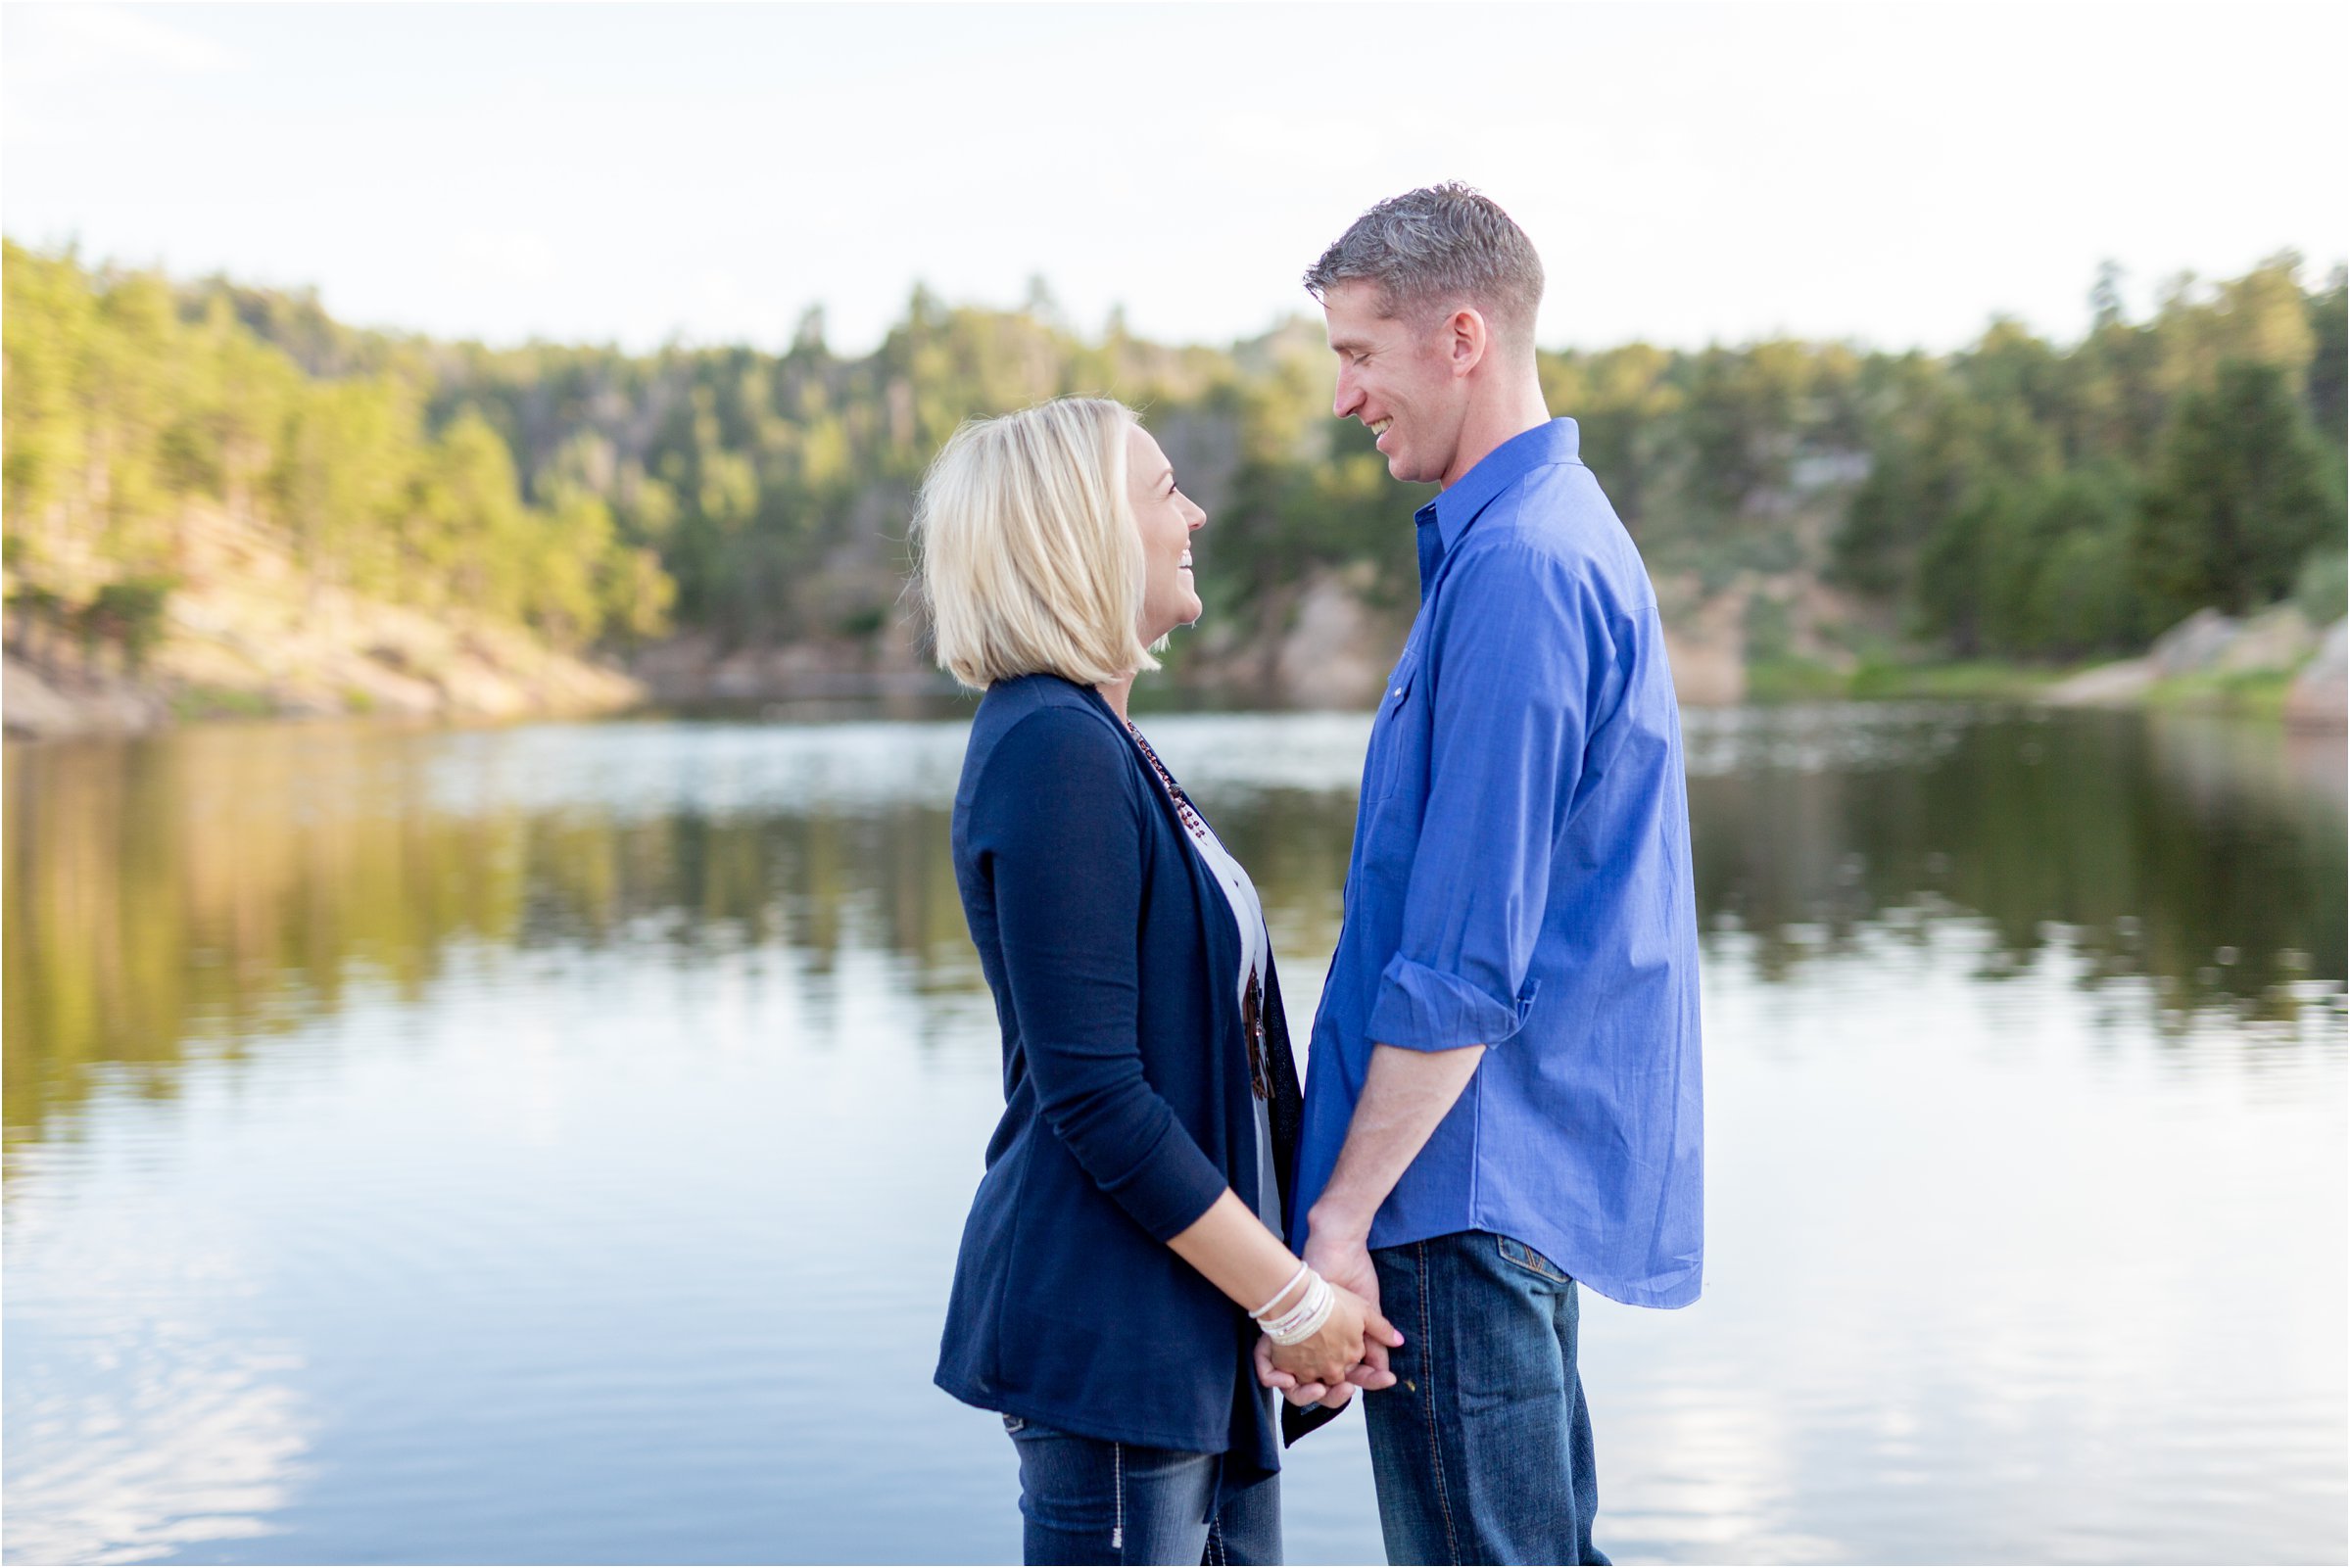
[1004,1415,1282,1565]
[1365,1230,1608,1565]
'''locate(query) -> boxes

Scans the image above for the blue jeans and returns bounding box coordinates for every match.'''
[1004,1414,1283,1565]
[1364,1231,1608,1565]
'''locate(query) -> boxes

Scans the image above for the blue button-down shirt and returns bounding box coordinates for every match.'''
[1291,418,1704,1309]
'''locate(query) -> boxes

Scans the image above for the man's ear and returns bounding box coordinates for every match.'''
[1447,308,1489,378]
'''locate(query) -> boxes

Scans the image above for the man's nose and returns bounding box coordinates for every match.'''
[1332,371,1360,420]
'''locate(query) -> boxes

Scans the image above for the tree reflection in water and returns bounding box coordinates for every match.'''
[6,706,2342,1163]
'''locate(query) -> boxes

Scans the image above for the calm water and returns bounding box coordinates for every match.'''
[4,704,2344,1566]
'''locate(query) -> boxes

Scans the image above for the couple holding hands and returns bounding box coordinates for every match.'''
[913,186,1704,1566]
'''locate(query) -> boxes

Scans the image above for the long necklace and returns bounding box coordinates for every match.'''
[1123,719,1207,836]
[1124,718,1272,1102]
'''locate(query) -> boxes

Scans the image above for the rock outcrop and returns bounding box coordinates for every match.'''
[4,505,644,740]
[2044,605,2344,725]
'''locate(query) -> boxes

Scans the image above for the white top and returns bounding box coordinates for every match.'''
[1126,726,1281,1233]
[1182,812,1268,1015]
[1175,807,1280,1235]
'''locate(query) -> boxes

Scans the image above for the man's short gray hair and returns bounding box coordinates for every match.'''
[1303,182,1544,350]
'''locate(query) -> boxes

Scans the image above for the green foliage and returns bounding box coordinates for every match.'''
[9,237,2342,677]
[2,241,669,658]
[2133,359,2342,626]
[84,577,174,674]
[2307,265,2347,442]
[1840,258,2344,661]
[1914,464,2142,658]
[1845,660,2069,700]
[1744,657,1850,702]
[2293,547,2347,626]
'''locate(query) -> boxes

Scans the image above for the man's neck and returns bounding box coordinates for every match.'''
[1440,373,1552,491]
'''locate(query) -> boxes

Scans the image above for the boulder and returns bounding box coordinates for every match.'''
[2282,619,2346,731]
[3,654,168,738]
[1271,568,1394,709]
[2148,608,2241,676]
[2043,659,2156,707]
[2217,605,2318,674]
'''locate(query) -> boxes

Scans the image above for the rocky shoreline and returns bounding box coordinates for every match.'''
[5,504,645,741]
[2044,607,2347,728]
[9,566,2339,741]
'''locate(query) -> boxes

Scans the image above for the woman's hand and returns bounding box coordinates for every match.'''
[1257,1284,1402,1407]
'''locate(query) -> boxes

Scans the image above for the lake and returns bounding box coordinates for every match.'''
[4,703,2344,1565]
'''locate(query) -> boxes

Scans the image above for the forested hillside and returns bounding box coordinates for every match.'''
[5,238,2342,720]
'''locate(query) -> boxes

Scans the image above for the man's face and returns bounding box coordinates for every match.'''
[1321,280,1465,486]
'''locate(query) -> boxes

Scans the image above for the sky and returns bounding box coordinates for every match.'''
[3,2,2344,358]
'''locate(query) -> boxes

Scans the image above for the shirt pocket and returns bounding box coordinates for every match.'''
[1360,644,1424,809]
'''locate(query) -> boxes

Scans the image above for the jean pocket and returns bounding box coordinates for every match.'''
[1496,1233,1570,1284]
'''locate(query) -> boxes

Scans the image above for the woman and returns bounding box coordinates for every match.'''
[914,397,1400,1565]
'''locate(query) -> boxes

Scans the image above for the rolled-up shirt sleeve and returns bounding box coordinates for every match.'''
[972,707,1229,1241]
[1367,541,1600,1053]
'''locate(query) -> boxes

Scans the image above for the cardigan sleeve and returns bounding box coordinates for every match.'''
[969,706,1230,1242]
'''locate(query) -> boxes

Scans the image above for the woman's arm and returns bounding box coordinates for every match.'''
[977,707,1226,1239]
[1168,1190,1401,1401]
[977,707,1398,1392]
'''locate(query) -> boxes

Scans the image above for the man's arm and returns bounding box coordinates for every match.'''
[1265,1041,1484,1402]
[1306,1042,1486,1254]
[1270,539,1601,1393]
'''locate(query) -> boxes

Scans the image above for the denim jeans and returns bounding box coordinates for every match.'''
[1003,1414,1282,1565]
[1364,1231,1608,1565]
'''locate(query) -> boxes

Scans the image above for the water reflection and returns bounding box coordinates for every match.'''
[1681,706,2344,1021]
[3,704,2343,1565]
[9,707,2340,1156]
[4,1234,312,1566]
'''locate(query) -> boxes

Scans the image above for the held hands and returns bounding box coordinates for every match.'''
[1251,1231,1401,1409]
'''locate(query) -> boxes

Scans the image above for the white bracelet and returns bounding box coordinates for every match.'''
[1250,1278,1325,1335]
[1256,1270,1325,1338]
[1264,1274,1336,1346]
[1249,1262,1312,1323]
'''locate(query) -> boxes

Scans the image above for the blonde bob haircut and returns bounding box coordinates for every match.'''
[912,395,1158,690]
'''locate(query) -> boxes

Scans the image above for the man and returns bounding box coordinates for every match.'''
[1261,184,1704,1566]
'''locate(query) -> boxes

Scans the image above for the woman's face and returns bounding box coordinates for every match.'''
[1127,422,1206,642]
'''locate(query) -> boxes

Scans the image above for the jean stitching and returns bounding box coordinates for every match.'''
[1111,1440,1125,1557]
[1207,1516,1224,1565]
[1498,1234,1566,1283]
[1415,1240,1462,1564]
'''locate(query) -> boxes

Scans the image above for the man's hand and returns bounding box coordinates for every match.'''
[1269,1278,1391,1391]
[1250,1220,1404,1408]
[1305,1217,1396,1391]
[1305,1230,1379,1329]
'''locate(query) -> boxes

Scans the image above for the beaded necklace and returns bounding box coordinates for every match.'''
[1124,717,1273,1102]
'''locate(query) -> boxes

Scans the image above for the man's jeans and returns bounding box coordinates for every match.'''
[1003,1414,1282,1565]
[1365,1230,1607,1565]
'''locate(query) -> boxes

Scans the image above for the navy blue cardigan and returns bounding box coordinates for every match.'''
[934,675,1329,1476]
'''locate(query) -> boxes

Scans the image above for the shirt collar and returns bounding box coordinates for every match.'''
[1414,417,1582,554]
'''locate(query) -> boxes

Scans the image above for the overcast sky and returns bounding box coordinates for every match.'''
[4,2,2343,357]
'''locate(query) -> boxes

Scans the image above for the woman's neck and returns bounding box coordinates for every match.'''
[1095,676,1134,721]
